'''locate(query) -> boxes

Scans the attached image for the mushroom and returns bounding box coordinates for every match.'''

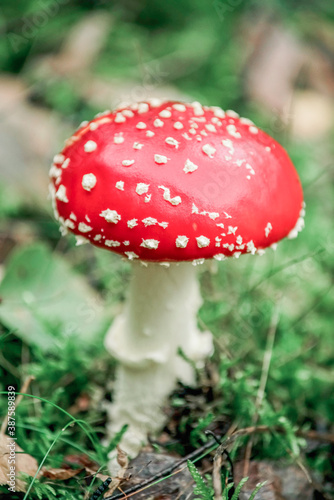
[49,100,304,460]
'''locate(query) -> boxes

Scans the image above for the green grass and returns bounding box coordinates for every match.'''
[1,0,334,498]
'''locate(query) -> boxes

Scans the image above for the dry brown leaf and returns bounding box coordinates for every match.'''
[42,467,83,480]
[0,434,39,492]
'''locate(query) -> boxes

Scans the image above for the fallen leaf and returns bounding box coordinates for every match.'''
[0,434,38,492]
[42,467,83,480]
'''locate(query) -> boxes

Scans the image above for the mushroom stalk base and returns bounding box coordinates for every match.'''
[104,261,213,461]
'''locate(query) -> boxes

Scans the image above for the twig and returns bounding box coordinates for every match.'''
[212,452,223,500]
[1,375,35,435]
[243,309,279,476]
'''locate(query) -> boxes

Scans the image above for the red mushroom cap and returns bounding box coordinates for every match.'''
[49,100,304,262]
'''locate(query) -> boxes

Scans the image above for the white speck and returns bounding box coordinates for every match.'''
[174,121,184,130]
[247,240,256,254]
[89,122,98,131]
[159,186,182,206]
[138,102,149,114]
[223,243,235,251]
[114,133,124,144]
[165,137,180,148]
[122,109,134,118]
[84,140,97,153]
[114,113,126,123]
[75,236,89,246]
[257,249,266,256]
[94,234,102,241]
[78,222,92,233]
[146,130,155,137]
[125,251,139,260]
[148,97,163,107]
[189,128,197,135]
[211,106,225,118]
[116,181,124,190]
[196,235,210,248]
[182,133,192,140]
[79,120,89,128]
[222,139,234,154]
[141,239,159,249]
[173,103,186,112]
[133,142,144,149]
[287,216,305,239]
[69,212,77,221]
[142,217,158,226]
[55,185,68,203]
[214,254,226,261]
[145,194,151,203]
[271,243,278,251]
[105,240,121,248]
[192,203,199,214]
[233,251,242,258]
[136,183,149,195]
[265,222,273,237]
[246,163,255,175]
[62,158,70,169]
[160,262,170,267]
[200,211,219,220]
[53,154,65,164]
[205,124,216,133]
[216,223,224,228]
[136,122,146,129]
[211,117,222,125]
[223,212,232,219]
[154,154,168,164]
[249,126,259,134]
[192,258,205,266]
[265,146,271,152]
[100,209,121,223]
[127,219,138,228]
[228,226,237,235]
[183,159,198,174]
[226,109,239,118]
[235,159,245,167]
[154,119,164,128]
[122,160,135,166]
[176,235,189,248]
[191,101,204,116]
[239,117,254,126]
[246,175,251,180]
[64,219,75,229]
[159,221,168,228]
[82,173,97,191]
[49,165,62,179]
[85,215,91,222]
[236,235,243,245]
[226,124,241,139]
[202,144,216,158]
[123,240,130,246]
[159,109,171,118]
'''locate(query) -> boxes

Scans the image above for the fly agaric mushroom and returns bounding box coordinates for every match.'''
[49,99,304,459]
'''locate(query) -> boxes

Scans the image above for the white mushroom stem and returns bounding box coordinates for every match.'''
[104,261,213,460]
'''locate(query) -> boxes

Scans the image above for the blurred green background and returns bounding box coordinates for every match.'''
[0,0,333,498]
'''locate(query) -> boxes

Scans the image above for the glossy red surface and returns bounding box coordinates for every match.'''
[50,100,304,262]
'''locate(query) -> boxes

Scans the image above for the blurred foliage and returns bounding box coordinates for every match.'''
[0,0,334,498]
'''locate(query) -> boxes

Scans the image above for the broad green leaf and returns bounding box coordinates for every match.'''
[0,243,109,349]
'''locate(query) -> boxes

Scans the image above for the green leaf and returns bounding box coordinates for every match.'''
[0,243,109,349]
[187,460,213,500]
[230,477,249,500]
[248,481,267,500]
